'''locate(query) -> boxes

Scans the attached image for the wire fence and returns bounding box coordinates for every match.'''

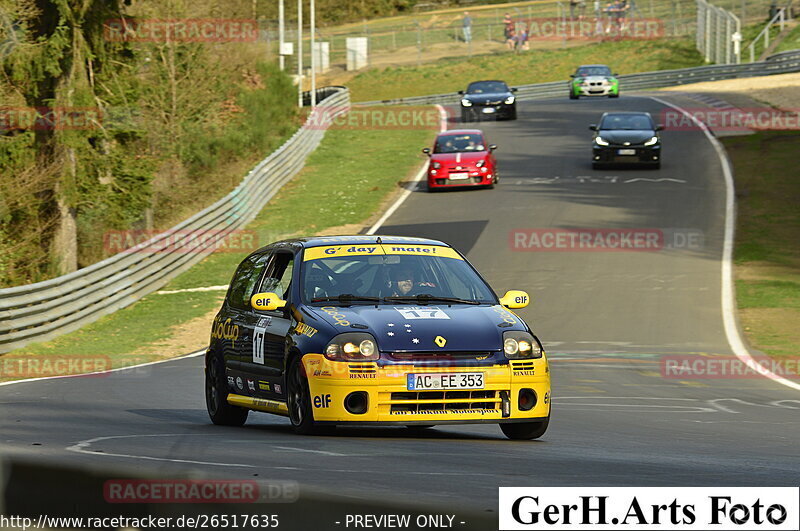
[697,0,742,63]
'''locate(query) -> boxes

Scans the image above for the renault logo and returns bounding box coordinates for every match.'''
[434,336,447,348]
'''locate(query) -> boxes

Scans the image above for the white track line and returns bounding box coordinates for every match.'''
[366,104,448,235]
[650,95,800,393]
[0,349,205,388]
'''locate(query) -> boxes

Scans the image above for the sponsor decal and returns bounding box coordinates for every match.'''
[236,377,244,391]
[313,394,332,409]
[303,244,463,261]
[211,317,239,345]
[258,381,270,391]
[294,322,318,338]
[544,391,550,405]
[516,370,536,376]
[394,307,451,320]
[349,373,377,379]
[434,336,447,348]
[227,376,235,387]
[498,487,798,530]
[492,306,518,325]
[273,384,282,395]
[320,306,351,327]
[246,379,256,392]
[313,369,332,377]
[391,409,499,415]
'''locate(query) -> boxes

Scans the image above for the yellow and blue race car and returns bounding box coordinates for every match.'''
[205,236,551,440]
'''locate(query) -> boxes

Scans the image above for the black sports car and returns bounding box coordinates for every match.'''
[590,112,662,169]
[459,80,517,122]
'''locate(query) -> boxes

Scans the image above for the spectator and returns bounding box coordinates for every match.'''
[503,13,515,41]
[462,11,472,43]
[517,25,530,51]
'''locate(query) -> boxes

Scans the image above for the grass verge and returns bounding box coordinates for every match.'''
[1,107,438,381]
[721,131,800,359]
[349,37,704,102]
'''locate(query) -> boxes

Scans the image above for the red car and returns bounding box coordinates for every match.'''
[422,129,498,191]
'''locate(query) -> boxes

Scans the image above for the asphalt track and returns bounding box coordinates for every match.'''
[1,95,799,526]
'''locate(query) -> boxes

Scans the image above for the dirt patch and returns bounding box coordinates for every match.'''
[131,296,224,360]
[660,72,800,110]
[739,307,800,358]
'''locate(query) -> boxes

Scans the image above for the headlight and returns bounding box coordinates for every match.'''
[503,331,543,359]
[432,161,441,169]
[476,159,485,167]
[594,136,609,146]
[643,136,659,146]
[504,96,515,104]
[461,98,472,107]
[324,333,379,361]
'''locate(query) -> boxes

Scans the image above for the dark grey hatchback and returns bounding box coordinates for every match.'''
[590,112,663,169]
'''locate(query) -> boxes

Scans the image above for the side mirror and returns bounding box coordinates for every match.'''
[589,124,597,131]
[569,74,575,78]
[422,147,431,155]
[655,124,664,131]
[613,72,619,76]
[500,290,530,309]
[251,292,286,312]
[511,87,518,92]
[458,90,464,95]
[489,144,497,151]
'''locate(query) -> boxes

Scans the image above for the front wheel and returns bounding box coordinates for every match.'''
[206,350,248,426]
[609,92,619,98]
[569,92,578,100]
[500,417,549,440]
[461,108,471,122]
[287,356,318,435]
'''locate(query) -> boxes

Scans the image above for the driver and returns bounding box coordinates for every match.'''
[389,267,436,297]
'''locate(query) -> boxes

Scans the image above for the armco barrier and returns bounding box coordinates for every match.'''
[356,49,800,106]
[0,87,349,354]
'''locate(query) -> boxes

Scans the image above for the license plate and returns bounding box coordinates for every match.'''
[482,107,495,113]
[407,372,484,390]
[448,172,469,180]
[618,149,636,155]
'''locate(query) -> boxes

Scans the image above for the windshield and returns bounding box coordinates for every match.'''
[301,248,496,304]
[576,66,612,77]
[433,133,485,154]
[599,114,654,130]
[466,81,509,94]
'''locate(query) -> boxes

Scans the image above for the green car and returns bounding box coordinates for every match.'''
[569,65,620,99]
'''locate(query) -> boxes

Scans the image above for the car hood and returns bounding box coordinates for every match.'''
[578,75,613,82]
[430,152,488,164]
[463,92,512,104]
[597,129,655,144]
[306,304,527,352]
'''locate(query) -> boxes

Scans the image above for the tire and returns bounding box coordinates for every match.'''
[592,162,602,170]
[461,109,471,123]
[500,417,549,440]
[609,92,619,98]
[569,92,578,100]
[651,162,661,170]
[507,108,517,120]
[287,355,318,435]
[205,350,248,426]
[406,425,436,431]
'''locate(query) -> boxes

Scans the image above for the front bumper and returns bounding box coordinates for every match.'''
[593,144,660,164]
[428,169,494,188]
[574,82,618,96]
[462,103,515,118]
[302,354,551,424]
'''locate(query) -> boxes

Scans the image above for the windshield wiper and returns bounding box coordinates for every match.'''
[311,294,381,304]
[384,294,481,305]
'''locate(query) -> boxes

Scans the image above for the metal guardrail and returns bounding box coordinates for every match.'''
[0,87,350,354]
[356,49,800,106]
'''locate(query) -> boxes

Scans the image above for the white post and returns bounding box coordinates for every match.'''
[279,0,285,70]
[310,0,317,108]
[297,0,303,107]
